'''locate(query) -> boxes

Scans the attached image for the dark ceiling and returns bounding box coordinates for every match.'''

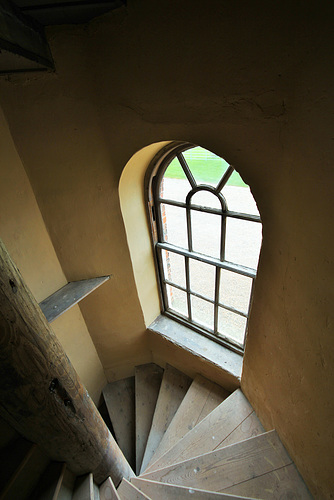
[0,0,126,73]
[13,0,126,26]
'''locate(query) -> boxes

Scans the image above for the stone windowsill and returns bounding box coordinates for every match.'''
[148,314,243,383]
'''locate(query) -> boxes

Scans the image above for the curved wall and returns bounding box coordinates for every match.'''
[0,1,333,496]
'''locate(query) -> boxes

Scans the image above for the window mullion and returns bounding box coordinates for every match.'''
[186,191,192,321]
[216,165,234,193]
[177,153,197,188]
[186,204,193,252]
[220,213,226,261]
[154,200,164,244]
[214,267,220,334]
[156,246,169,311]
[156,198,261,223]
[185,256,192,321]
[156,241,257,278]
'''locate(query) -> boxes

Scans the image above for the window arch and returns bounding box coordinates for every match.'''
[146,143,262,353]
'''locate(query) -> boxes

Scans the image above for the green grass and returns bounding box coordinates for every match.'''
[165,158,247,187]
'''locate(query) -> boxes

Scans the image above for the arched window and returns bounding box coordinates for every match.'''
[147,143,262,353]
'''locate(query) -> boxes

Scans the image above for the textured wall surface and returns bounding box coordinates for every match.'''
[0,1,333,496]
[0,107,106,403]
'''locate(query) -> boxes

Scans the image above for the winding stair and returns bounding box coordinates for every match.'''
[0,363,312,499]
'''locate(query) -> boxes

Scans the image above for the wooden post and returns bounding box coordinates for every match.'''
[0,239,134,485]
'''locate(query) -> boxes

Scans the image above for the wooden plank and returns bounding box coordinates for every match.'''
[73,474,94,500]
[222,463,313,499]
[140,364,192,473]
[28,461,64,500]
[0,239,134,485]
[117,479,151,500]
[0,0,54,73]
[0,415,18,449]
[217,411,264,449]
[143,389,253,472]
[0,437,32,491]
[135,364,163,474]
[132,478,256,499]
[146,374,229,472]
[100,477,121,500]
[54,464,76,500]
[103,377,136,469]
[93,481,100,500]
[39,276,110,323]
[19,1,126,26]
[1,444,50,500]
[141,431,292,492]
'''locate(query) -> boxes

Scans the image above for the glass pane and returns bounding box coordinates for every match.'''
[166,285,188,317]
[189,259,216,300]
[219,270,252,314]
[191,295,214,330]
[190,190,221,210]
[161,250,186,288]
[191,210,221,259]
[221,185,260,216]
[160,157,192,203]
[225,218,262,269]
[218,307,247,345]
[161,204,188,249]
[226,169,247,188]
[182,146,229,187]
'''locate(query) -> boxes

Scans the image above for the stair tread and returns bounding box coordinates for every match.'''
[223,463,313,499]
[73,473,94,500]
[132,478,256,499]
[135,363,164,474]
[118,478,151,499]
[1,443,50,500]
[141,431,312,500]
[100,477,121,500]
[103,376,135,469]
[146,374,229,471]
[140,364,191,473]
[140,430,294,492]
[218,411,265,449]
[144,389,258,472]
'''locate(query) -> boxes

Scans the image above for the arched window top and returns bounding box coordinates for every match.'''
[147,143,262,353]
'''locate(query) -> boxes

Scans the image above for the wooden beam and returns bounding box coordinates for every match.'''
[0,238,134,485]
[0,0,54,73]
[19,1,126,26]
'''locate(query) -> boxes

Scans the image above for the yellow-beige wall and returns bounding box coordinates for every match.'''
[0,1,333,496]
[0,107,106,403]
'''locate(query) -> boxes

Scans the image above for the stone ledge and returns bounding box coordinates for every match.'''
[148,315,242,386]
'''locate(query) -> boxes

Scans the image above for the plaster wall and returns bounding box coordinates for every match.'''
[0,107,106,403]
[119,141,168,327]
[0,1,333,497]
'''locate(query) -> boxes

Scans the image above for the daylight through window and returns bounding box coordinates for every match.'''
[148,145,262,353]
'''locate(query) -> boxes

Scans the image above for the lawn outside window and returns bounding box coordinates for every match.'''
[147,143,262,354]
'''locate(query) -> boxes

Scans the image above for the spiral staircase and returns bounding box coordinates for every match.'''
[0,363,312,499]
